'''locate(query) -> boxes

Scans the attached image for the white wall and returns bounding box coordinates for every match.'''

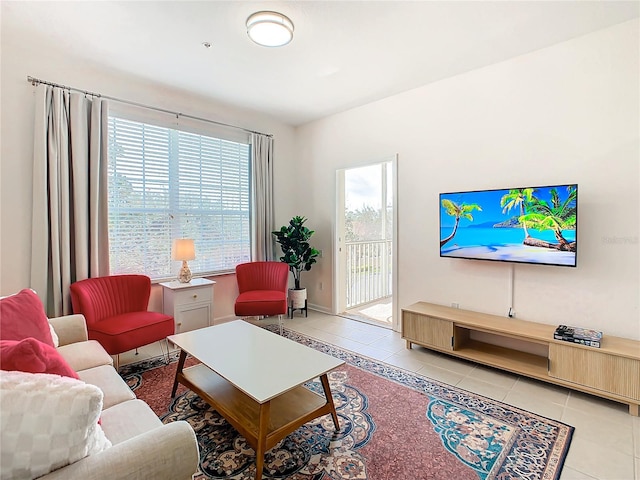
[294,20,640,340]
[0,31,297,321]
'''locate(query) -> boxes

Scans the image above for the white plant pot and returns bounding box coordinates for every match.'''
[288,288,307,309]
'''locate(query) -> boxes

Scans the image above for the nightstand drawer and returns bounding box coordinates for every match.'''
[172,286,213,306]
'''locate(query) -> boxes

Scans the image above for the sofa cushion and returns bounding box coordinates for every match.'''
[0,338,79,379]
[0,289,54,347]
[49,324,60,347]
[0,370,111,480]
[77,365,135,409]
[57,340,113,372]
[100,399,163,445]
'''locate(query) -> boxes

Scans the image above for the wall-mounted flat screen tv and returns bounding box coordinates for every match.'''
[440,184,577,267]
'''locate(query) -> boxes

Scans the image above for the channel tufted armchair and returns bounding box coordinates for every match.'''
[70,275,174,367]
[234,261,289,333]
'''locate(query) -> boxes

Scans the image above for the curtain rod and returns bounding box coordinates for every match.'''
[26,75,272,138]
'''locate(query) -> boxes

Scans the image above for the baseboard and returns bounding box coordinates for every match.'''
[215,305,332,324]
[308,303,332,315]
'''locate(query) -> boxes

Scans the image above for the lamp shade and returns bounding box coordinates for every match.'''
[172,239,195,261]
[246,11,294,47]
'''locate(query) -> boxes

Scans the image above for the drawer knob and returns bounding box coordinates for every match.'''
[193,294,198,299]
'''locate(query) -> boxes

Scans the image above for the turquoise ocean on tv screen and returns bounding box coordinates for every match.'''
[440,227,576,249]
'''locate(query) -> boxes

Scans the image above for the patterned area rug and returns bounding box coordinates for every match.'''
[120,325,573,480]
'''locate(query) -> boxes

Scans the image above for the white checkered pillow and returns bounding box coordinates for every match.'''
[0,370,111,479]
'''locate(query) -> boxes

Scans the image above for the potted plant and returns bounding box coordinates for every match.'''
[272,216,320,309]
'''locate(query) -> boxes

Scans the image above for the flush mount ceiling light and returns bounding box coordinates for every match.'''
[246,11,294,47]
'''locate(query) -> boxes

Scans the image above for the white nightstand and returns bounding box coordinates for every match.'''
[159,278,216,334]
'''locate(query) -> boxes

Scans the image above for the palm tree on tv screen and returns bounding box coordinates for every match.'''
[519,186,577,251]
[440,200,482,247]
[500,188,534,240]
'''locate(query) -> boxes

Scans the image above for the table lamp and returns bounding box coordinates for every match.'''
[172,238,195,283]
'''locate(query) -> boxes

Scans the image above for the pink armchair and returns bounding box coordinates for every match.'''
[234,261,289,333]
[70,275,174,367]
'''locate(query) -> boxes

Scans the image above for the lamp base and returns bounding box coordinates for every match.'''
[177,261,192,283]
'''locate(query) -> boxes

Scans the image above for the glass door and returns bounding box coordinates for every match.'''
[335,156,398,330]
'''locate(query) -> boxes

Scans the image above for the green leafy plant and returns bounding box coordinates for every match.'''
[272,216,320,290]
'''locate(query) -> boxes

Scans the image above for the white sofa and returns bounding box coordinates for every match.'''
[39,313,200,480]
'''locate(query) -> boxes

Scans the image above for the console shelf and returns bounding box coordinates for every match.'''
[402,302,640,415]
[454,340,549,378]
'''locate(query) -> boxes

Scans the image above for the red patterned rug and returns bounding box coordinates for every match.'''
[120,325,573,480]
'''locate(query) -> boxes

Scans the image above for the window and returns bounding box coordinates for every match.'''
[107,116,251,279]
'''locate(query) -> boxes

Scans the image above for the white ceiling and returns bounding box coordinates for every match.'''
[4,1,639,126]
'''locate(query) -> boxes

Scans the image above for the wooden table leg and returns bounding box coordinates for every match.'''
[171,350,187,397]
[320,374,340,431]
[255,401,271,480]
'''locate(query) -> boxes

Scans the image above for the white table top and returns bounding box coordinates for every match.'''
[159,278,216,290]
[168,320,344,403]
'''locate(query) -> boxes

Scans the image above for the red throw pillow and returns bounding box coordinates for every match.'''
[0,289,54,347]
[0,338,79,379]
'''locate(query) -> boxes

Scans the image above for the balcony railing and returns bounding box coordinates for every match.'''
[345,239,392,308]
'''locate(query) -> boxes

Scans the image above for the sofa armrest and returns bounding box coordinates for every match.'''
[41,421,199,480]
[48,314,89,346]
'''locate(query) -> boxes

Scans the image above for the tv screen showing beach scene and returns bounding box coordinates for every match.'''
[440,184,577,267]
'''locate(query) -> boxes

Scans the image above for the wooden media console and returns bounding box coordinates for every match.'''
[402,301,640,415]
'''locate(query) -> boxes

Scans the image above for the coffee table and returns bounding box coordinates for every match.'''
[168,320,345,480]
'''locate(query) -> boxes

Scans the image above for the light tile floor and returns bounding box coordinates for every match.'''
[120,310,640,480]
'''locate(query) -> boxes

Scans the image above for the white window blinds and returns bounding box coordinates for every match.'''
[107,116,251,279]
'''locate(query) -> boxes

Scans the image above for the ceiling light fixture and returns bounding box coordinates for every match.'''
[246,11,294,47]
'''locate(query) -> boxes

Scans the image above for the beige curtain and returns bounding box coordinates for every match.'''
[31,85,109,316]
[250,133,275,261]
